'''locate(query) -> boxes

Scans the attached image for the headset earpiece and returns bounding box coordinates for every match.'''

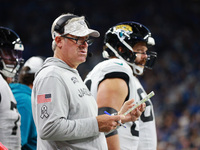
[54,15,78,34]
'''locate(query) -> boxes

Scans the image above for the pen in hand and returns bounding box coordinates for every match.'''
[104,111,126,128]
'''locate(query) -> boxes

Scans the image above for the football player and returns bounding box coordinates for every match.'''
[84,21,157,150]
[0,27,24,150]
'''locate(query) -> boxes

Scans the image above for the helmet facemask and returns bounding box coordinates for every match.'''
[0,48,24,78]
[0,27,24,78]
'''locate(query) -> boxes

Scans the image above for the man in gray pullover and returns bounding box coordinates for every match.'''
[31,13,145,150]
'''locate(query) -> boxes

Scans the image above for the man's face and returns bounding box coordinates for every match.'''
[55,34,89,68]
[0,48,20,66]
[132,42,148,68]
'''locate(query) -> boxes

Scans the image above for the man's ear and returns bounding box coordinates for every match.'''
[55,36,62,48]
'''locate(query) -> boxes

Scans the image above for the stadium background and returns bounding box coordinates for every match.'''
[1,0,200,149]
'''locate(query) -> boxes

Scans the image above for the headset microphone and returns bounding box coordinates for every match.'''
[88,52,93,57]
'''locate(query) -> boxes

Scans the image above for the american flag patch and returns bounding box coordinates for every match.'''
[37,94,51,104]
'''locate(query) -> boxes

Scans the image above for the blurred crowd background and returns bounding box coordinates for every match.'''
[1,0,200,149]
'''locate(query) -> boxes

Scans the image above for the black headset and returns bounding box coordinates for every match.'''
[54,15,78,34]
[54,15,90,34]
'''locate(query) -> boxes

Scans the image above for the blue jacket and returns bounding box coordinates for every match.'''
[9,83,37,150]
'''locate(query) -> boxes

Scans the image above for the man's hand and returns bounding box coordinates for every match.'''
[96,114,125,132]
[118,99,146,123]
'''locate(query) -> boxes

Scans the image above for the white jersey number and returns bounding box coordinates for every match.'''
[131,88,154,136]
[10,101,20,135]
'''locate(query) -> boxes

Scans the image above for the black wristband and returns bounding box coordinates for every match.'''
[98,107,118,115]
[98,107,119,137]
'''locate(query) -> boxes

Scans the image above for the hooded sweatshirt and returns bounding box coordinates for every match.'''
[31,57,107,150]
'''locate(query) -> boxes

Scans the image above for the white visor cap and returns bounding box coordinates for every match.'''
[24,56,45,73]
[52,16,100,39]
